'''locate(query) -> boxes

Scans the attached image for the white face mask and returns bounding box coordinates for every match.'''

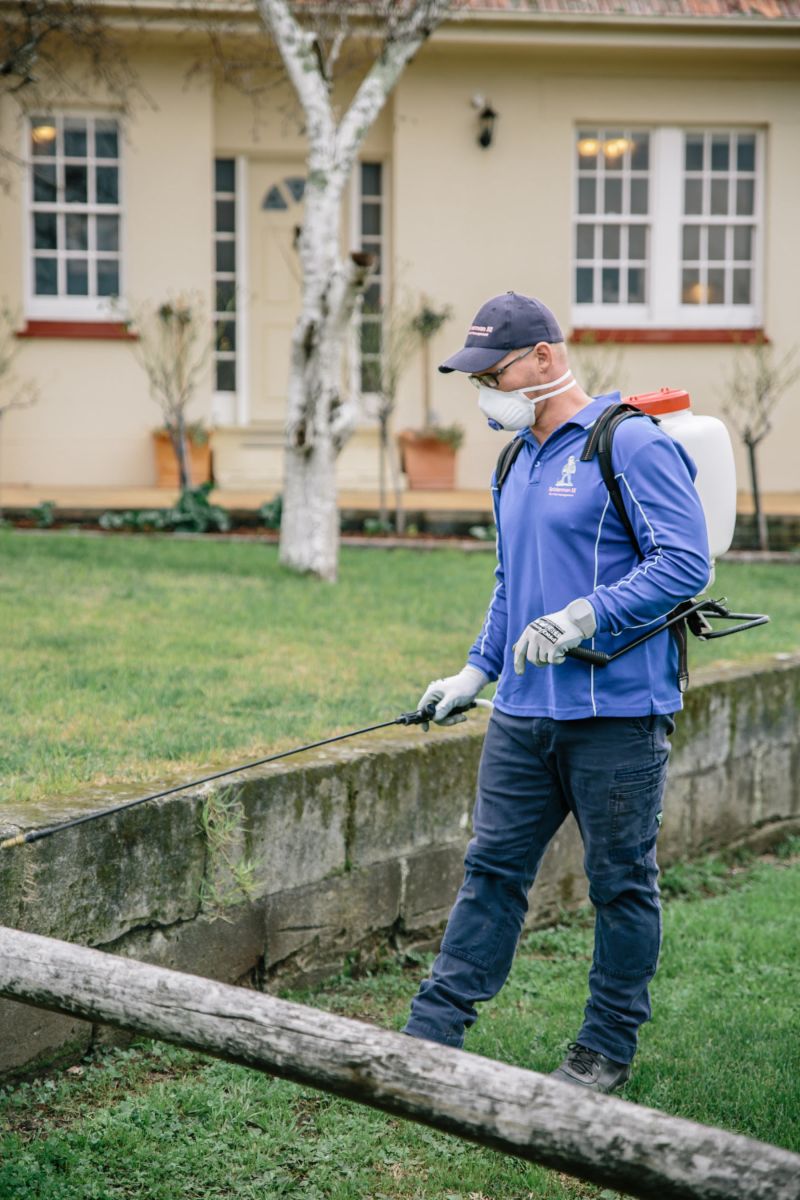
[477,368,575,431]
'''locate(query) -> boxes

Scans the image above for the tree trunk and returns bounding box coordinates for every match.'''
[746,435,768,552]
[278,184,369,580]
[256,0,455,580]
[421,336,432,429]
[1,927,799,1200]
[171,416,192,492]
[279,437,339,581]
[389,421,406,535]
[378,411,389,527]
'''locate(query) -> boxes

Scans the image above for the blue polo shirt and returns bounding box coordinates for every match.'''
[467,393,711,719]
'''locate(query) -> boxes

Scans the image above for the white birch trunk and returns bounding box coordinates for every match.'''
[255,0,454,580]
[1,926,799,1200]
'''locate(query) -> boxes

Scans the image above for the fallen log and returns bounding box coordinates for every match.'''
[0,926,797,1199]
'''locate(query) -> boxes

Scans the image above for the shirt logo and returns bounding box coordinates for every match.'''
[549,454,578,497]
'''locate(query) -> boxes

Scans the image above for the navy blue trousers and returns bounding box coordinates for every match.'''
[404,710,674,1064]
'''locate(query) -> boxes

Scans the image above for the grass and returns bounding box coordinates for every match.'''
[0,530,796,808]
[0,848,798,1199]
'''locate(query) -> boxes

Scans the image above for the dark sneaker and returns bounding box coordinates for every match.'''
[549,1042,631,1094]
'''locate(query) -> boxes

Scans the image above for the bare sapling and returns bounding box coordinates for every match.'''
[0,305,39,521]
[128,296,212,491]
[570,330,626,398]
[367,299,418,531]
[722,335,800,551]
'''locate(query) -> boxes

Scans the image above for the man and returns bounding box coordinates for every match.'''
[402,291,710,1093]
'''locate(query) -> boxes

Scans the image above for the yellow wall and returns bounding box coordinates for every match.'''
[1,26,798,496]
[0,44,214,487]
[392,43,800,493]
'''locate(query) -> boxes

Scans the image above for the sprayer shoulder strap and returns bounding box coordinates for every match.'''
[581,402,691,692]
[579,402,656,561]
[494,435,526,492]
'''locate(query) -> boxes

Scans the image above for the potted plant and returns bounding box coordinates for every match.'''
[125,295,213,490]
[397,422,464,490]
[398,301,464,490]
[152,421,212,489]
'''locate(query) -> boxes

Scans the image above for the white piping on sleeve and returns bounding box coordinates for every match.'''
[590,492,611,716]
[606,472,681,636]
[617,473,657,551]
[604,472,665,633]
[476,483,503,660]
[478,583,501,657]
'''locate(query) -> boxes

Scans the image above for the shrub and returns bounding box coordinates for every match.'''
[99,484,230,535]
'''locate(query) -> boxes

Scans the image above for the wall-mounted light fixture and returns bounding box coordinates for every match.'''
[31,122,57,146]
[577,135,633,159]
[471,95,498,149]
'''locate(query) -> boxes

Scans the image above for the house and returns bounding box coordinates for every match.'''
[1,1,798,504]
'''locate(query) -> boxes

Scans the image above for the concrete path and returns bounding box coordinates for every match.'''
[2,484,799,517]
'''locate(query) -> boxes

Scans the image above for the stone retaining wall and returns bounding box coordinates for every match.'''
[1,655,798,1079]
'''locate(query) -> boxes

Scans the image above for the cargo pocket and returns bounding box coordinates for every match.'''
[609,762,665,866]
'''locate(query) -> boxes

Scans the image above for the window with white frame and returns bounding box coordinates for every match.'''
[680,131,757,309]
[357,161,384,393]
[213,158,237,394]
[28,114,122,318]
[575,129,650,310]
[572,127,762,328]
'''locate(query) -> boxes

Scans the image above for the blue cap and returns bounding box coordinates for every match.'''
[438,291,564,374]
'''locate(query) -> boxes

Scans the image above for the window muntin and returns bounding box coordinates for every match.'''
[28,114,121,312]
[213,158,237,394]
[575,129,650,307]
[358,161,384,394]
[572,126,762,328]
[680,132,757,308]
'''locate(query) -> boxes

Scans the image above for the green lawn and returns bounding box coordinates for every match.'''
[0,530,796,807]
[1,849,798,1199]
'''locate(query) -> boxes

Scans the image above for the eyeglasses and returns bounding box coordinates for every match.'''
[468,345,536,390]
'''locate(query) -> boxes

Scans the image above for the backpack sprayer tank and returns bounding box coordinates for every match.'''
[624,387,737,563]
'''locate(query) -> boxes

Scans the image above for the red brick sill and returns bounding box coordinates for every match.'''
[570,328,768,345]
[15,320,138,341]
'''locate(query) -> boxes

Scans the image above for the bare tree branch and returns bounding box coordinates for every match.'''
[0,302,38,412]
[0,302,39,519]
[570,331,627,399]
[0,1,145,110]
[721,336,800,550]
[722,337,800,449]
[0,0,153,190]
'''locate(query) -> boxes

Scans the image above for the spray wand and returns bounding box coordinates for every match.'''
[0,699,491,852]
[0,595,767,852]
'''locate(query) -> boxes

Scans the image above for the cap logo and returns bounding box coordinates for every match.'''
[469,324,494,337]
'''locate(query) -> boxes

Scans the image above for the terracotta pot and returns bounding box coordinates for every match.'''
[397,430,457,490]
[152,431,212,489]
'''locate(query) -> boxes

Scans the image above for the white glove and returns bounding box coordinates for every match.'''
[513,598,597,672]
[418,665,489,726]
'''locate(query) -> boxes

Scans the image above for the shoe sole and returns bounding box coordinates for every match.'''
[549,1069,630,1095]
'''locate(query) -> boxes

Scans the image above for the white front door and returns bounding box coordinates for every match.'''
[247,163,305,424]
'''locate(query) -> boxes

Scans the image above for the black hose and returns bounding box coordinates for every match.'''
[0,705,446,852]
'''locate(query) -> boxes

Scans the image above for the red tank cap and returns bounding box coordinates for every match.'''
[624,387,691,416]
